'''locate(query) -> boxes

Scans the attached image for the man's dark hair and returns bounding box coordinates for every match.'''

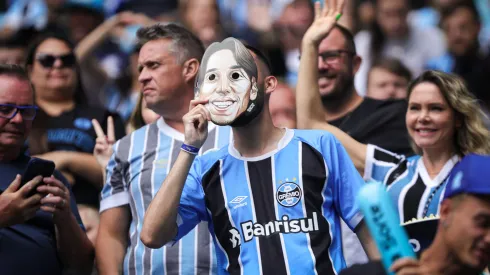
[334,24,357,55]
[245,44,272,75]
[441,1,480,24]
[369,57,412,82]
[0,63,30,81]
[137,23,205,63]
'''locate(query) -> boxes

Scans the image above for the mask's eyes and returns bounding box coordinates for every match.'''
[230,70,245,81]
[231,72,240,79]
[206,72,218,82]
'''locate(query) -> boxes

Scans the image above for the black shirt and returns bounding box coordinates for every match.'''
[0,154,84,275]
[40,105,125,207]
[329,98,413,156]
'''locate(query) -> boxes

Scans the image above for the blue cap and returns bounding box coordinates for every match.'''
[444,154,490,200]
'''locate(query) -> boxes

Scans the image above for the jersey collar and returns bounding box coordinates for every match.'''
[228,128,294,162]
[418,155,460,188]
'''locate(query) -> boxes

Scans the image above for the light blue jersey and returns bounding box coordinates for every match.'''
[101,118,231,275]
[173,129,365,275]
[364,145,459,223]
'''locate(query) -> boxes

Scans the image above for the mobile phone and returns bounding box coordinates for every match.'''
[21,158,55,196]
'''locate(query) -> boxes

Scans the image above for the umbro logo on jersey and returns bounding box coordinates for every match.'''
[241,212,320,242]
[229,196,248,210]
[229,227,241,248]
[230,196,247,204]
[276,182,302,207]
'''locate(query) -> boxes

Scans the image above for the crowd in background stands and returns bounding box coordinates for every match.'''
[0,0,489,274]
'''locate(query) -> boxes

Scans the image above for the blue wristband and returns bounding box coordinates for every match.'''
[181,144,200,155]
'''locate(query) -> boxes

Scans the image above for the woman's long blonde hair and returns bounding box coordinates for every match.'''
[407,70,490,156]
[126,93,146,134]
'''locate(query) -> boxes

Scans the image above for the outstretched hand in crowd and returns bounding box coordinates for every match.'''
[303,0,345,46]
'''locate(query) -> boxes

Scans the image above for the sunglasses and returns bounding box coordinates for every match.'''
[35,53,76,68]
[0,104,38,121]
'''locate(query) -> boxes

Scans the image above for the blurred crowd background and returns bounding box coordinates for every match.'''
[0,1,489,274]
[0,0,489,129]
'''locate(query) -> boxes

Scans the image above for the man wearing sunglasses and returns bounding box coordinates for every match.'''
[0,64,94,275]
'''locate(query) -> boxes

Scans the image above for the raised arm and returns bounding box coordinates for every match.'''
[140,99,210,248]
[75,12,155,62]
[296,0,367,173]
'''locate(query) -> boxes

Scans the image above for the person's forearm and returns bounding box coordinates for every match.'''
[55,213,95,274]
[296,38,329,129]
[65,152,104,189]
[75,17,119,62]
[96,207,130,275]
[96,229,127,275]
[356,221,380,260]
[140,151,196,248]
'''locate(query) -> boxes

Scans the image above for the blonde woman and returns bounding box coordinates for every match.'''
[297,2,490,224]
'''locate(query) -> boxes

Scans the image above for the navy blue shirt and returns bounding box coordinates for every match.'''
[0,154,85,275]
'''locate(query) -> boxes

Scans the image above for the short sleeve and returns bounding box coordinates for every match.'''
[322,134,365,231]
[171,158,209,244]
[100,141,130,212]
[364,144,405,184]
[54,170,85,231]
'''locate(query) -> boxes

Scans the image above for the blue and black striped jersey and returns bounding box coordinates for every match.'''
[174,129,366,275]
[364,145,460,223]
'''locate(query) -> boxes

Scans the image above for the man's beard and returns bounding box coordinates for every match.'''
[319,71,355,106]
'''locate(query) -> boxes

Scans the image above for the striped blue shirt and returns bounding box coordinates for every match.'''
[174,129,365,275]
[101,118,232,275]
[364,145,459,223]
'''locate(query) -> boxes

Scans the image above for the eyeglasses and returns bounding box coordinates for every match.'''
[318,50,355,64]
[0,104,38,120]
[35,53,76,68]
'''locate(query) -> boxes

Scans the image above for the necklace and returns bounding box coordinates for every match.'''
[422,175,450,217]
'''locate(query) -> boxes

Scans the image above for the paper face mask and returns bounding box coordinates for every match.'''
[195,37,262,126]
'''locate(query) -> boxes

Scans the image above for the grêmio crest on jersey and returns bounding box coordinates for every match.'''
[276,178,302,207]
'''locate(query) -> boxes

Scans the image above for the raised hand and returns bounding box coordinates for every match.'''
[0,175,44,227]
[183,99,211,149]
[303,0,345,46]
[92,116,116,170]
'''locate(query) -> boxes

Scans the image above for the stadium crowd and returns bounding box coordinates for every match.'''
[0,0,489,274]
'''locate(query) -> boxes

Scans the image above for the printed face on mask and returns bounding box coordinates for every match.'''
[195,38,259,126]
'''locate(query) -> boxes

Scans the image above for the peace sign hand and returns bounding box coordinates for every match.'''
[92,116,116,169]
[303,0,345,46]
